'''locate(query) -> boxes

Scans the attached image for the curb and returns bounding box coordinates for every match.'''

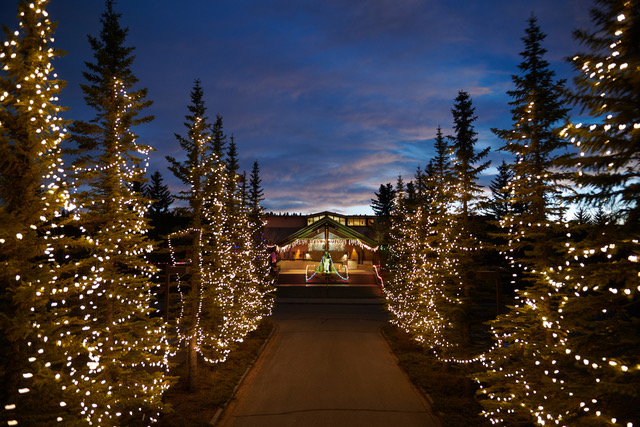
[208,324,278,426]
[379,327,443,427]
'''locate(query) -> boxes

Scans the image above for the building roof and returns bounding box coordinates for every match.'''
[275,215,378,249]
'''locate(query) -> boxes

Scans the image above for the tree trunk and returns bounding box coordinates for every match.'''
[188,334,198,392]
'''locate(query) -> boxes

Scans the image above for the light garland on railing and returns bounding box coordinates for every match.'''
[304,253,349,282]
[277,238,378,253]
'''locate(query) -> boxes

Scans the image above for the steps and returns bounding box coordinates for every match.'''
[275,271,383,300]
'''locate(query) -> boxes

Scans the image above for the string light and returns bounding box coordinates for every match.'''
[166,112,273,370]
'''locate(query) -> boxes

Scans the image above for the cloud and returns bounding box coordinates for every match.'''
[0,0,592,215]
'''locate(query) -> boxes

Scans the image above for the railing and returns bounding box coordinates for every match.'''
[305,262,349,282]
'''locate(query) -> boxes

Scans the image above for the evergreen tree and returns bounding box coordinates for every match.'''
[167,85,271,390]
[449,90,490,219]
[371,183,396,218]
[143,170,174,240]
[145,170,174,217]
[211,114,226,158]
[489,15,569,287]
[447,91,491,348]
[431,125,452,203]
[0,1,72,424]
[167,80,223,390]
[561,0,640,223]
[488,161,514,219]
[248,161,265,224]
[57,1,173,423]
[247,161,271,287]
[494,15,570,222]
[395,174,405,194]
[571,205,592,225]
[370,182,395,267]
[226,134,240,184]
[476,16,592,426]
[526,1,640,424]
[247,160,266,249]
[385,156,463,358]
[385,181,427,337]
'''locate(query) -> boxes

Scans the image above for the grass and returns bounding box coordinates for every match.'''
[158,320,274,427]
[381,323,490,427]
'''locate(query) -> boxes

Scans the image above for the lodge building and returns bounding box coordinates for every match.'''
[263,211,380,270]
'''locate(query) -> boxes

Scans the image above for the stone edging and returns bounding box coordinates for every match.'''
[208,324,278,425]
[379,327,443,427]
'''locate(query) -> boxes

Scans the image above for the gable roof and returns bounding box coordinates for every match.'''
[276,216,378,249]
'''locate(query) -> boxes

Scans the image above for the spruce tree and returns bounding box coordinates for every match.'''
[571,206,592,225]
[0,1,72,424]
[489,15,570,287]
[531,1,640,424]
[494,15,570,222]
[248,161,264,226]
[57,1,173,423]
[447,91,491,349]
[385,182,427,337]
[476,17,581,426]
[488,161,514,220]
[144,170,174,240]
[167,80,221,390]
[385,127,467,358]
[431,125,452,204]
[371,183,396,218]
[220,134,270,344]
[247,162,263,248]
[167,86,271,389]
[370,182,395,267]
[449,90,490,219]
[145,170,174,218]
[247,160,273,291]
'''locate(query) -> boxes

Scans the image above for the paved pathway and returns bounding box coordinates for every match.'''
[217,302,439,427]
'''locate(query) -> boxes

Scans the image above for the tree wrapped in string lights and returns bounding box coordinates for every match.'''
[476,9,640,424]
[167,83,272,393]
[52,1,174,423]
[167,80,232,390]
[544,1,639,424]
[385,131,465,357]
[219,136,273,352]
[385,180,433,340]
[246,161,275,312]
[0,1,74,424]
[446,91,491,349]
[476,16,571,425]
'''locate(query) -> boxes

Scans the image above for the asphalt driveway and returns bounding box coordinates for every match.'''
[217,302,439,427]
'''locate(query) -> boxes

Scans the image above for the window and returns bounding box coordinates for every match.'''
[348,218,366,226]
[329,215,345,225]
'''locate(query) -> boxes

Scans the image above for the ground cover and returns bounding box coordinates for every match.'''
[381,324,490,427]
[158,320,274,426]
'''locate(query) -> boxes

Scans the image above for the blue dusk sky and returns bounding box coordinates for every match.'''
[1,0,595,214]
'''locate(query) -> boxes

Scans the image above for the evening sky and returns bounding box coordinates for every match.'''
[0,0,594,214]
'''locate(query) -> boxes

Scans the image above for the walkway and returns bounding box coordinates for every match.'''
[217,302,440,427]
